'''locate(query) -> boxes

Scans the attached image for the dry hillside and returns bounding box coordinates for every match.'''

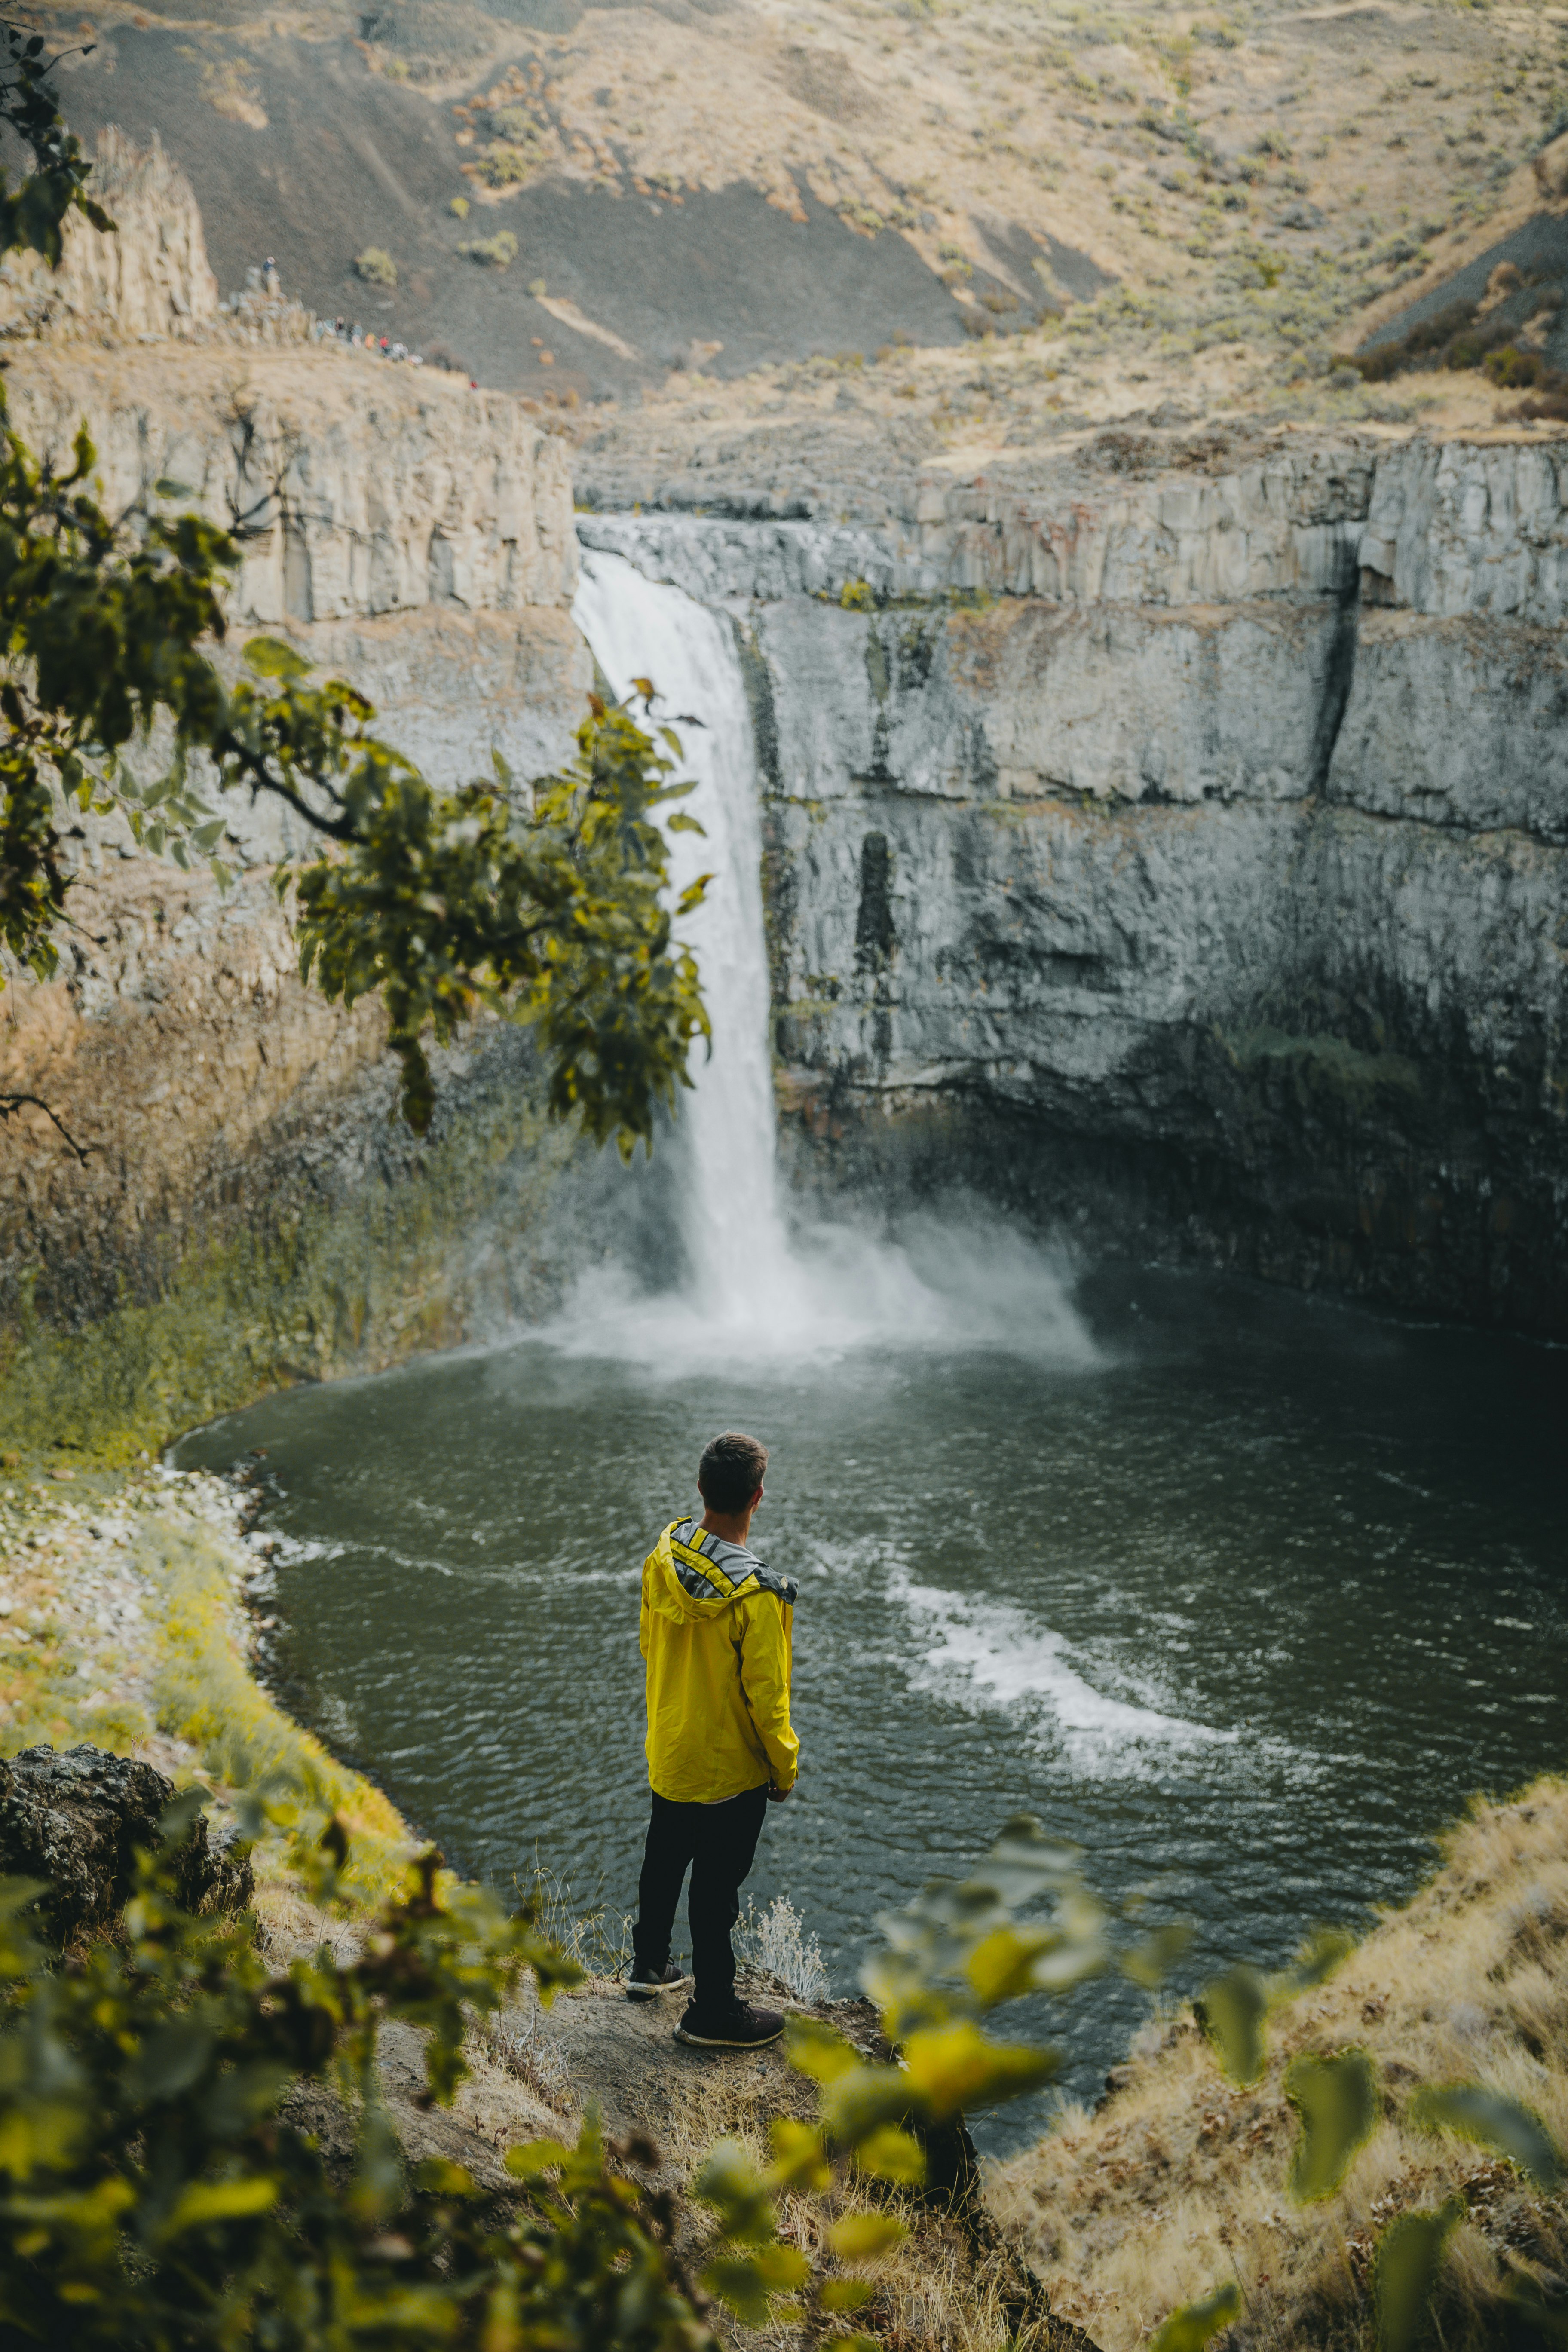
[992,1779,1568,2352]
[17,0,1568,438]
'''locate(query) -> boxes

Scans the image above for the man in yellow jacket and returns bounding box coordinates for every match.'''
[627,1429,799,2048]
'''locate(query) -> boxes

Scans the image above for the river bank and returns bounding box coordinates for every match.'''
[993,1778,1568,2352]
[0,1458,410,1899]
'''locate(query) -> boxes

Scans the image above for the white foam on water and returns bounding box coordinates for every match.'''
[890,1571,1237,1773]
[564,551,1098,1373]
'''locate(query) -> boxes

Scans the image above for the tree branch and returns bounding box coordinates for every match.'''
[0,1091,90,1162]
[217,738,359,843]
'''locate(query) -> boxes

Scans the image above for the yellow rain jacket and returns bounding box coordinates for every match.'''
[640,1517,799,1804]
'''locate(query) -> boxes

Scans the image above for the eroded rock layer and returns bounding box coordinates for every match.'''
[589,428,1568,1332]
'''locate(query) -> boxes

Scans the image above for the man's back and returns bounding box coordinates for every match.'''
[641,1516,799,1804]
[628,1430,799,2050]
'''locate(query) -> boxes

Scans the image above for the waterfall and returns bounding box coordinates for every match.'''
[564,545,1095,1369]
[572,551,802,1328]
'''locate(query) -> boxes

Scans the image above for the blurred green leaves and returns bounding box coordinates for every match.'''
[1198,1966,1271,2087]
[1375,2197,1465,2352]
[1199,1926,1357,2088]
[1409,2082,1562,2192]
[1285,2048,1378,2201]
[0,1798,727,2352]
[1151,2279,1242,2352]
[1171,1943,1567,2352]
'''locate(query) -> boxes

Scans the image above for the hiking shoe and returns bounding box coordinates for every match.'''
[674,2000,785,2049]
[626,1960,690,2002]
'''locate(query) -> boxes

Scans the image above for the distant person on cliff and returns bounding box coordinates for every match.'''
[627,1430,799,2049]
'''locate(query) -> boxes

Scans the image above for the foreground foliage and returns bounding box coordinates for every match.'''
[0,1810,684,2349]
[0,24,706,1144]
[3,1786,1558,2352]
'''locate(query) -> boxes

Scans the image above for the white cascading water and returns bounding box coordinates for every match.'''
[571,550,800,1332]
[565,547,1095,1367]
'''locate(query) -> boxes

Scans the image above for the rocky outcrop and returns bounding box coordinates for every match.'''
[0,127,218,342]
[0,1743,253,1943]
[594,425,1568,1333]
[6,343,576,637]
[581,431,1375,606]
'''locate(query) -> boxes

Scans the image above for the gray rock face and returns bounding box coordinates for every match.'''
[581,430,1377,606]
[594,429,1568,1333]
[0,1744,254,1944]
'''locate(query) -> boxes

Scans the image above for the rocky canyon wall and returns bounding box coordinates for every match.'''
[583,429,1568,1334]
[0,282,595,1448]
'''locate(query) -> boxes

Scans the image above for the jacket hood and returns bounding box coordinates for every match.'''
[644,1518,798,1626]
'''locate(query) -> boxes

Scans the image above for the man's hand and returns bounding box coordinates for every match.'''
[767,1782,792,1803]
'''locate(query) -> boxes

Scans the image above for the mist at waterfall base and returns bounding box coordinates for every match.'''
[173,554,1568,2156]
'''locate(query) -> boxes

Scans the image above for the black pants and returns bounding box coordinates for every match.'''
[632,1784,769,2011]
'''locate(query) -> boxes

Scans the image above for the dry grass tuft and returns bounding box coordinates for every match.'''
[991,1777,1568,2352]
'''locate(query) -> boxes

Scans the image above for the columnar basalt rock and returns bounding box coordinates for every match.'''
[598,427,1568,1334]
[6,344,577,632]
[0,128,219,342]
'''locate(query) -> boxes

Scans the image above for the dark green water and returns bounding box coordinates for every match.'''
[175,1256,1568,2153]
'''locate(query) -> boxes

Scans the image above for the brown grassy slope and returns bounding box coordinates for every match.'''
[990,1778,1568,2352]
[31,0,1568,421]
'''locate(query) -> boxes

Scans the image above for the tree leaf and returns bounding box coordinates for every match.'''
[900,2018,1058,2120]
[1197,1966,1269,2085]
[1151,2281,1242,2352]
[784,2015,858,2085]
[1283,1925,1355,1991]
[502,2138,572,2178]
[242,635,312,681]
[753,2244,810,2291]
[827,2214,905,2263]
[1409,2084,1562,2191]
[965,1923,1062,2006]
[135,2019,216,2101]
[703,2253,799,2327]
[153,478,195,499]
[821,2278,876,2312]
[664,812,707,834]
[1375,2198,1464,2352]
[1286,2049,1379,2201]
[853,2124,925,2187]
[162,2174,279,2235]
[693,2140,774,2243]
[767,2117,831,2193]
[1122,1921,1193,1991]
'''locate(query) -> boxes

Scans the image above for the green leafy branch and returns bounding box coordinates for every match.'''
[0,20,113,269]
[689,1814,1191,2349]
[0,1790,723,2352]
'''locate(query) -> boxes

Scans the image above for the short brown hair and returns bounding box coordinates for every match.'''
[698,1430,769,1514]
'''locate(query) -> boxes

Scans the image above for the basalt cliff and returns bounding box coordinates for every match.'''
[0,145,596,1450]
[583,429,1568,1334]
